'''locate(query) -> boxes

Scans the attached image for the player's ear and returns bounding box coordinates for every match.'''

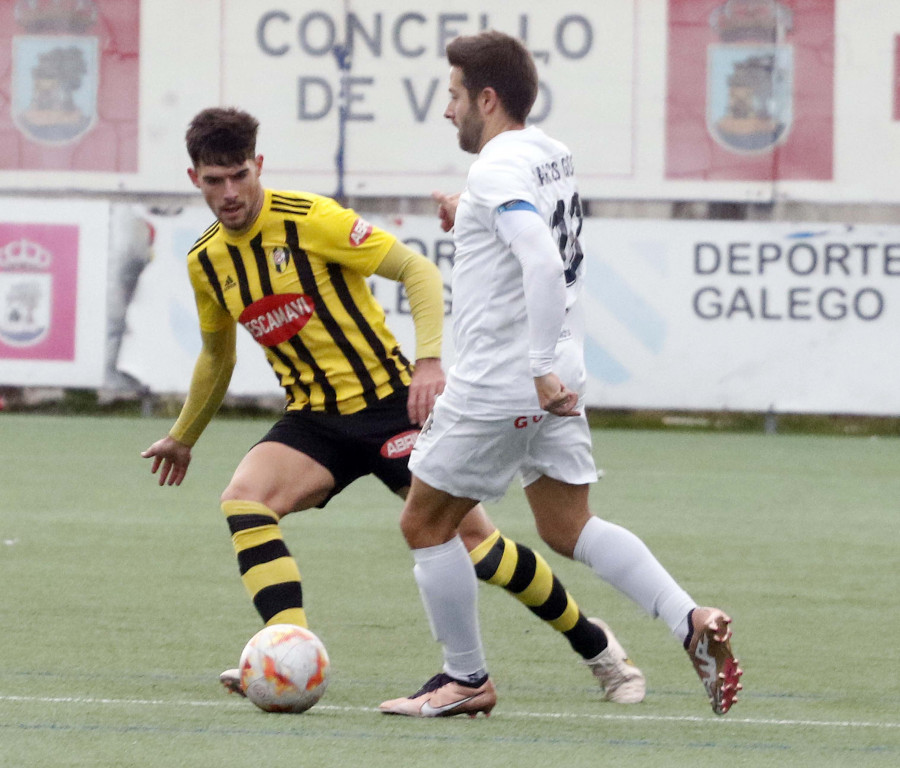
[187,167,200,187]
[255,154,264,175]
[480,87,500,117]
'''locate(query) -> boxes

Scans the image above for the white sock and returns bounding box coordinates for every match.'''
[573,516,696,640]
[413,535,487,681]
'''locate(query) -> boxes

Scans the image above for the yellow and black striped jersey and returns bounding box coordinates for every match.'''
[186,189,413,414]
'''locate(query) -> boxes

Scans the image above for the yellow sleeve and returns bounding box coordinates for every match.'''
[168,323,237,446]
[188,260,233,333]
[374,240,443,360]
[302,196,396,275]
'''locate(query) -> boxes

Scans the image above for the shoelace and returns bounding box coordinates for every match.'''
[407,672,487,698]
[407,673,455,698]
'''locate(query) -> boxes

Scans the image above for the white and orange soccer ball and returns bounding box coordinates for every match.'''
[239,624,330,713]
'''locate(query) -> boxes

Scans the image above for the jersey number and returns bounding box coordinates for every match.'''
[549,193,584,286]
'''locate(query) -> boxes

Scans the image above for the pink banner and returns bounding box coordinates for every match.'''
[666,0,834,181]
[0,223,78,361]
[0,0,140,172]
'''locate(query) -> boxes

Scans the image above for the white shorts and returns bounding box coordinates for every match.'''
[409,397,598,502]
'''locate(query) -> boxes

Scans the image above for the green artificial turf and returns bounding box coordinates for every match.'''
[1,415,897,767]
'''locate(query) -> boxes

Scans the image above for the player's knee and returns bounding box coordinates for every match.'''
[221,468,336,516]
[398,507,451,549]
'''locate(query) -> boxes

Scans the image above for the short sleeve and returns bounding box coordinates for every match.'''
[467,159,538,232]
[301,196,397,276]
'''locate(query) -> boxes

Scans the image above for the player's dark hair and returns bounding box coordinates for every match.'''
[446,31,538,124]
[185,107,259,167]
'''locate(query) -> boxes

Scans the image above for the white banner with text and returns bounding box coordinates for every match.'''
[3,1,900,202]
[116,207,900,415]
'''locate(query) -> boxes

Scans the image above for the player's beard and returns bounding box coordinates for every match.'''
[457,109,484,154]
[217,185,264,232]
[218,201,250,230]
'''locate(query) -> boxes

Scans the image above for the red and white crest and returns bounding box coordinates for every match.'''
[349,217,373,247]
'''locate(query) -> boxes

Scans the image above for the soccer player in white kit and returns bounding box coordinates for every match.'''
[380,31,742,719]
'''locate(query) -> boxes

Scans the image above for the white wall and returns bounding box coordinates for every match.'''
[3,1,900,415]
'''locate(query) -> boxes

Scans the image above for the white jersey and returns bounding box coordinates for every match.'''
[442,125,587,417]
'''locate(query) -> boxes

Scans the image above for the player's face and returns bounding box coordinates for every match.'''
[445,66,484,154]
[188,156,265,232]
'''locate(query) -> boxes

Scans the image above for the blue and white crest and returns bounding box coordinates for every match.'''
[706,43,793,154]
[705,0,795,154]
[11,33,99,145]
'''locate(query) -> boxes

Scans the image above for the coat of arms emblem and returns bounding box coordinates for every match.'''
[270,246,291,274]
[706,0,794,153]
[11,0,100,145]
[0,238,53,348]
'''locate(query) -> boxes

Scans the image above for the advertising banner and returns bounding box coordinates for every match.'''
[2,1,900,201]
[116,206,900,415]
[665,0,835,181]
[0,198,109,387]
[586,219,900,414]
[0,0,140,174]
[220,1,636,196]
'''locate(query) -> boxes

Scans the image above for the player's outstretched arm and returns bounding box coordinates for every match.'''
[141,324,237,486]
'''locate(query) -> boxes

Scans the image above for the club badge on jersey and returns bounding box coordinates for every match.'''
[270,246,291,273]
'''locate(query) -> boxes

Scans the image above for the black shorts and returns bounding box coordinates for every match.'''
[257,389,419,506]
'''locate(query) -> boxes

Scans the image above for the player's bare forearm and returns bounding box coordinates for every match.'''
[141,435,193,487]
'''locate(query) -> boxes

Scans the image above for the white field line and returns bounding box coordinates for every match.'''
[1,694,897,731]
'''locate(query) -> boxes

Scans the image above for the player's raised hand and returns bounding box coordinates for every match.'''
[141,435,192,486]
[432,191,460,232]
[534,373,580,417]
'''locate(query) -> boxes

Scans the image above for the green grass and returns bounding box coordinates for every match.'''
[1,414,898,767]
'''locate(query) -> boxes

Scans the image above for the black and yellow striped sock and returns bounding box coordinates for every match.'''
[221,500,307,627]
[470,530,607,659]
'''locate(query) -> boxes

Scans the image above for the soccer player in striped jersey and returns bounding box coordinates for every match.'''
[141,107,645,703]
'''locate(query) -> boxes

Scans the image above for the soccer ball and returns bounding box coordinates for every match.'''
[239,624,330,713]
